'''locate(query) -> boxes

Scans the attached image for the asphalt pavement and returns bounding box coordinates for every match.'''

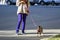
[0,5,60,30]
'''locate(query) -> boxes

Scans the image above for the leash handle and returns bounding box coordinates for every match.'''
[30,16,37,27]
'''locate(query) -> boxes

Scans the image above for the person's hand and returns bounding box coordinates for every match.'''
[27,10,29,13]
[21,1,25,4]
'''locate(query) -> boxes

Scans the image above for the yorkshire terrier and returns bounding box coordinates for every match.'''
[37,26,43,36]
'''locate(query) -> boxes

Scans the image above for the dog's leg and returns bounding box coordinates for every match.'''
[39,33,41,37]
[37,32,39,37]
[37,32,41,37]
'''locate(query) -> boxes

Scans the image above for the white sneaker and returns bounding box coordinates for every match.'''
[16,32,20,35]
[20,32,24,35]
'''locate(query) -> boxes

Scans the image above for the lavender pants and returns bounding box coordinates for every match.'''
[16,13,27,32]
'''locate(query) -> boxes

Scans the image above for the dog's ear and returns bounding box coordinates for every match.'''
[38,26,40,28]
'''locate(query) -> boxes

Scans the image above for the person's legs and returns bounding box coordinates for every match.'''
[16,13,22,33]
[22,14,27,33]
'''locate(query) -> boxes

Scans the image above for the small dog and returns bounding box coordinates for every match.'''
[37,26,43,36]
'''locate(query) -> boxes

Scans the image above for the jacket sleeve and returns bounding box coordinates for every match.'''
[16,0,20,6]
[28,0,30,7]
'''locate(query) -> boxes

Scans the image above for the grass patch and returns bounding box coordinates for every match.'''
[48,34,60,40]
[53,34,60,38]
[48,38,60,40]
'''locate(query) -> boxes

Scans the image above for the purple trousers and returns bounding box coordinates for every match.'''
[16,13,27,33]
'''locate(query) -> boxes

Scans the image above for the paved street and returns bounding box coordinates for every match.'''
[0,5,60,30]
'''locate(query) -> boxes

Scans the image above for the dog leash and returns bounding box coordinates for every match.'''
[30,16,37,27]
